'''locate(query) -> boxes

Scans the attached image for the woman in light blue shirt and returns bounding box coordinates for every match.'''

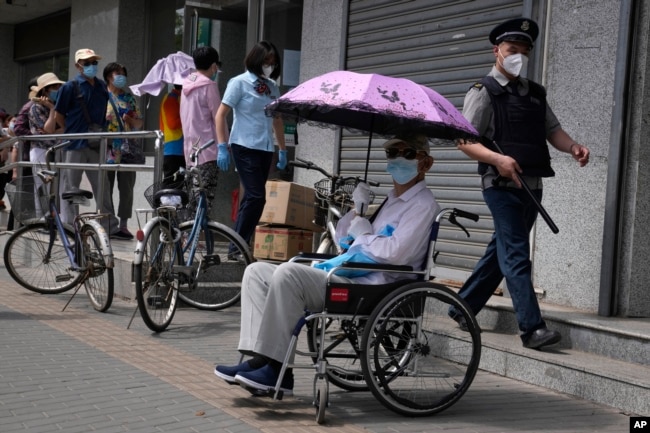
[215,41,287,251]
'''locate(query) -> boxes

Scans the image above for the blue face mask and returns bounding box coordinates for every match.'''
[113,74,127,89]
[82,64,98,78]
[48,89,59,102]
[386,157,419,185]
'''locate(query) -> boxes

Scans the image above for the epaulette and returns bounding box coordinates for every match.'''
[470,82,484,91]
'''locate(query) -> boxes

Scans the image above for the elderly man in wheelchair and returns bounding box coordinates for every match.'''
[216,133,437,388]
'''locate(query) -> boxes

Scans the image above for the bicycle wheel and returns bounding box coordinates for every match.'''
[177,220,252,310]
[360,282,481,417]
[3,222,82,294]
[134,219,180,332]
[80,223,113,312]
[306,316,368,391]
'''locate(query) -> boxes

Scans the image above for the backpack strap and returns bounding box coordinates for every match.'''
[108,95,126,132]
[73,80,94,127]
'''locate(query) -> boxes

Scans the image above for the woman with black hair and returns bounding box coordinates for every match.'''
[103,62,143,240]
[215,40,287,251]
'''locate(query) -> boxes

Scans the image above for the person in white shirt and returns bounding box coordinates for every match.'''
[214,133,440,396]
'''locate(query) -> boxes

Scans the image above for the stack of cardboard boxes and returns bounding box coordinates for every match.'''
[253,180,322,261]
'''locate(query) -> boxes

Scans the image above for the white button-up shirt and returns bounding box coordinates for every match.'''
[335,180,440,284]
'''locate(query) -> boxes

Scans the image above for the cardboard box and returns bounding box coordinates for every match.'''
[260,181,321,232]
[253,225,314,261]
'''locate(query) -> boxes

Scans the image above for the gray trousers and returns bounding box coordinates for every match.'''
[60,147,119,233]
[239,261,352,363]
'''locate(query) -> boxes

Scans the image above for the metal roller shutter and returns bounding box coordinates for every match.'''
[342,0,526,282]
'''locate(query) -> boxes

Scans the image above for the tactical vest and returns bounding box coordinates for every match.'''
[477,76,555,177]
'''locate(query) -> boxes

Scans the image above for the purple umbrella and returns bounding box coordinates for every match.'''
[265,70,478,140]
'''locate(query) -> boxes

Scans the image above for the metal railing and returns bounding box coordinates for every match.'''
[0,130,164,215]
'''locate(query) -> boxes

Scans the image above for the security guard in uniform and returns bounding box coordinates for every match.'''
[452,18,590,350]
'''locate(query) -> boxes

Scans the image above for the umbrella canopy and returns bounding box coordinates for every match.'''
[130,51,195,97]
[265,70,478,141]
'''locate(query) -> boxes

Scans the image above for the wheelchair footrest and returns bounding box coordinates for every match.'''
[240,384,284,400]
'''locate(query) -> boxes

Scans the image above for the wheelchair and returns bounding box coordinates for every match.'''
[269,208,482,424]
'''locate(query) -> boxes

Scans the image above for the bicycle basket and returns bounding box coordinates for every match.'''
[313,178,375,227]
[5,176,50,225]
[143,177,196,222]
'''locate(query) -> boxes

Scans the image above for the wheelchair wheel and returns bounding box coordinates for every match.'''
[360,282,481,417]
[313,374,329,424]
[306,316,368,391]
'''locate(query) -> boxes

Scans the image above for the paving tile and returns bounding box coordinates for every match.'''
[0,272,633,433]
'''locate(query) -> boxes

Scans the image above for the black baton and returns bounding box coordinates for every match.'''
[490,140,559,234]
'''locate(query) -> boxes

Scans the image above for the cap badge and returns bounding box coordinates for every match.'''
[521,21,530,31]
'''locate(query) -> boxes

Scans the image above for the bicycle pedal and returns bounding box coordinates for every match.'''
[173,265,195,291]
[55,274,74,282]
[172,265,193,277]
[203,254,220,266]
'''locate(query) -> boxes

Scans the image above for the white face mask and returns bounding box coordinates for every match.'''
[262,64,274,78]
[499,50,528,77]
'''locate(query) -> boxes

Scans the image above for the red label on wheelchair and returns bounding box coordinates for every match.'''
[329,287,349,302]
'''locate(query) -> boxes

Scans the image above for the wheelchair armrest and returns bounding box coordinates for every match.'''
[289,252,337,264]
[340,261,414,272]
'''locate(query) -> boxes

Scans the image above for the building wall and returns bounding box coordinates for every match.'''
[619,0,650,317]
[68,0,120,78]
[528,1,618,313]
[293,0,347,190]
[0,24,22,114]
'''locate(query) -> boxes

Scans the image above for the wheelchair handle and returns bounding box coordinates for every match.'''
[447,208,479,238]
[453,208,479,222]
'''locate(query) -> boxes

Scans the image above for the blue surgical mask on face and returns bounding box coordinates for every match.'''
[386,157,419,185]
[82,64,98,79]
[113,74,127,89]
[48,89,59,102]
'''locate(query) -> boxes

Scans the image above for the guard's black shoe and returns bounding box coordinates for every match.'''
[523,327,561,349]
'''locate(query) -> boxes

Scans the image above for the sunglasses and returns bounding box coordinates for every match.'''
[385,147,423,160]
[80,60,98,67]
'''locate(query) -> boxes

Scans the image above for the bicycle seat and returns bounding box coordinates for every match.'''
[153,188,189,208]
[62,188,93,200]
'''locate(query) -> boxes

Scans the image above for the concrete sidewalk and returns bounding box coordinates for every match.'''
[0,274,633,432]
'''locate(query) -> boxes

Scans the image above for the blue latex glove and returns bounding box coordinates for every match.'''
[217,143,230,171]
[276,149,288,170]
[312,245,378,278]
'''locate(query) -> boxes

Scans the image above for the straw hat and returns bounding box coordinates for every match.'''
[31,72,65,95]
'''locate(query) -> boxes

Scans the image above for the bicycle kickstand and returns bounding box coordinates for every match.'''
[60,282,85,312]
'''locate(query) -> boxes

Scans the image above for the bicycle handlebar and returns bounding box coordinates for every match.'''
[44,141,71,171]
[290,158,380,187]
[189,139,216,163]
[289,158,332,178]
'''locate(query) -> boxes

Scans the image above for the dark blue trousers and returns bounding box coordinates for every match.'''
[231,143,273,246]
[457,186,545,341]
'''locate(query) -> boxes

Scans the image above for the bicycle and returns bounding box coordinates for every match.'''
[3,141,115,312]
[131,139,253,332]
[289,158,380,256]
